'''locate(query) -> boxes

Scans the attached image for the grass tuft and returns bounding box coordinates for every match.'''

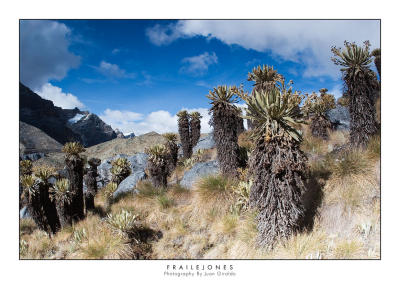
[331,149,370,178]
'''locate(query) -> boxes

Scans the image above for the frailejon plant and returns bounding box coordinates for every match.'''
[19,160,33,208]
[177,110,192,159]
[247,65,284,130]
[207,85,241,177]
[21,167,60,234]
[106,209,139,234]
[232,180,252,213]
[331,41,379,147]
[52,178,74,228]
[146,144,170,188]
[84,158,101,212]
[189,111,202,148]
[63,142,85,220]
[20,160,33,176]
[242,79,308,248]
[110,158,131,185]
[163,133,179,172]
[303,88,336,140]
[104,181,118,210]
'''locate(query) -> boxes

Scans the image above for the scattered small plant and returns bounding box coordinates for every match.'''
[62,142,85,155]
[196,175,235,203]
[136,180,165,197]
[232,180,252,213]
[20,160,33,176]
[73,227,87,244]
[331,149,369,178]
[106,209,139,234]
[157,195,174,209]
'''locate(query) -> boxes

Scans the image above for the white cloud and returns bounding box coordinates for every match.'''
[329,84,344,100]
[111,48,120,54]
[145,23,185,46]
[146,20,380,79]
[180,52,218,75]
[35,83,85,109]
[99,107,213,136]
[20,20,80,90]
[95,61,136,79]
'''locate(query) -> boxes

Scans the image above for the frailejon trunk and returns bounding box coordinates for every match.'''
[65,156,84,220]
[249,137,307,248]
[211,104,239,177]
[178,116,192,159]
[27,182,60,234]
[237,115,245,135]
[147,161,168,188]
[56,200,73,228]
[84,160,100,212]
[346,72,379,147]
[310,115,331,140]
[190,118,201,148]
[166,141,178,172]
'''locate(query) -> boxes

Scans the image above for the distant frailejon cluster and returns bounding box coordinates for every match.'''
[20,40,380,251]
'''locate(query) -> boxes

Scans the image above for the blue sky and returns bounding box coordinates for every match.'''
[20,20,380,135]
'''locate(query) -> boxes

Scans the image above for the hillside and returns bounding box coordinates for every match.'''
[19,121,62,157]
[34,131,166,169]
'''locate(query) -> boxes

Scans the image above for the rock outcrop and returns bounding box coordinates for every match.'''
[192,132,215,153]
[180,160,219,189]
[327,105,350,130]
[97,153,148,197]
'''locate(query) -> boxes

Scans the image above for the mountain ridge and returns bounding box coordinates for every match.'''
[19,82,117,147]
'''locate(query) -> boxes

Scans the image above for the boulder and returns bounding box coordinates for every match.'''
[180,160,220,189]
[193,132,215,153]
[97,153,148,194]
[22,152,46,161]
[113,170,146,198]
[327,105,350,130]
[20,206,30,219]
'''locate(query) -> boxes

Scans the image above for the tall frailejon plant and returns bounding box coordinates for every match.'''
[21,166,60,234]
[247,65,284,130]
[163,133,179,172]
[303,88,336,140]
[62,142,85,220]
[19,160,32,208]
[177,110,192,159]
[242,79,308,248]
[331,41,379,147]
[53,178,74,228]
[189,111,202,148]
[207,85,240,177]
[84,158,101,212]
[145,144,170,188]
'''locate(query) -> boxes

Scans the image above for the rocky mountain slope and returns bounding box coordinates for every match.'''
[19,121,63,159]
[34,131,166,169]
[20,83,117,147]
